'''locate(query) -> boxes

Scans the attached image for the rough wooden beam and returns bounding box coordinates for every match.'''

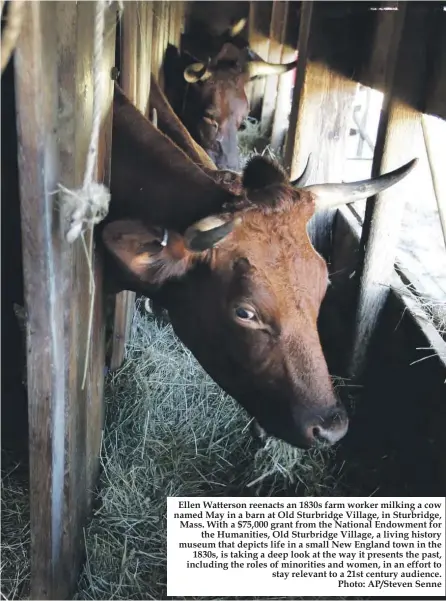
[270,0,298,153]
[421,116,446,252]
[110,1,153,372]
[246,0,272,118]
[259,0,289,137]
[348,2,413,380]
[14,1,115,597]
[283,1,358,261]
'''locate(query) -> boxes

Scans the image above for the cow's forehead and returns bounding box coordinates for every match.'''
[219,198,326,276]
[213,202,328,318]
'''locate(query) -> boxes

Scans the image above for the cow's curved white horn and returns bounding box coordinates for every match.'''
[184,61,212,83]
[303,158,418,211]
[184,216,234,252]
[290,154,312,187]
[248,59,297,79]
[184,216,238,252]
[228,17,247,37]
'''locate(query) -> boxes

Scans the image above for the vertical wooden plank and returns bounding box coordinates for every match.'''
[270,1,298,152]
[110,1,153,371]
[259,0,289,137]
[247,0,273,118]
[15,6,58,596]
[348,2,412,379]
[283,1,358,261]
[151,1,162,82]
[14,1,115,597]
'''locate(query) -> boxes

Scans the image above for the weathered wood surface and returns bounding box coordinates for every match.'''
[270,0,298,153]
[348,2,414,379]
[110,1,153,371]
[283,0,358,262]
[348,1,446,377]
[246,0,272,118]
[14,1,116,598]
[110,0,185,371]
[259,0,289,137]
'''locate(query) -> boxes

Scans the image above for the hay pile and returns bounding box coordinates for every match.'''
[0,302,349,600]
[237,117,276,168]
[1,458,30,600]
[74,301,347,599]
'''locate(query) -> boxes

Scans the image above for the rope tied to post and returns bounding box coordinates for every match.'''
[61,0,111,244]
[57,0,123,388]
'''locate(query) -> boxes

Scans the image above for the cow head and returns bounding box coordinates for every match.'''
[103,151,417,449]
[166,19,297,171]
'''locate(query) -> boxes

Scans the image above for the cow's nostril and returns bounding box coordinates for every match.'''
[312,425,323,441]
[303,408,349,447]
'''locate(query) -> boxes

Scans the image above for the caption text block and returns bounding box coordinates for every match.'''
[167,496,445,597]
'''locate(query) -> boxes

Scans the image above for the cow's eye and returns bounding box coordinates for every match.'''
[234,306,256,321]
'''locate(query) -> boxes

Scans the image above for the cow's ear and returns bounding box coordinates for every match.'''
[102,220,194,286]
[242,155,287,190]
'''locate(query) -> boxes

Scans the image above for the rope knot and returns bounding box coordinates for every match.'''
[60,182,111,243]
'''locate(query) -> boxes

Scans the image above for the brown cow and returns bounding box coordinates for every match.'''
[163,19,297,171]
[103,84,417,449]
[148,74,309,197]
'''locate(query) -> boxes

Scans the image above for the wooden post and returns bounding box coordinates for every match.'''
[110,0,184,371]
[283,1,358,262]
[246,0,272,119]
[110,1,153,371]
[348,2,412,379]
[259,0,289,138]
[270,0,298,153]
[14,1,115,598]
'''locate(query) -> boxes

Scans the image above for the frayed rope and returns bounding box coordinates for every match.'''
[60,0,111,244]
[57,0,123,389]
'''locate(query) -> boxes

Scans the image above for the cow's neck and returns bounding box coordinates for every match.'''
[110,84,236,232]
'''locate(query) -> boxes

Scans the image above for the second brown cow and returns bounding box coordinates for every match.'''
[164,18,297,171]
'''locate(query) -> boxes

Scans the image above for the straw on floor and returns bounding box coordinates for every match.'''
[73,300,346,600]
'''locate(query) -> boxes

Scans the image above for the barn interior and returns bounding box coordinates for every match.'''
[1,1,445,599]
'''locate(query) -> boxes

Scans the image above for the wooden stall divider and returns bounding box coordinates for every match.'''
[14,1,116,597]
[283,1,358,262]
[348,1,426,379]
[246,0,272,118]
[259,0,289,139]
[110,1,185,371]
[270,1,299,153]
[110,1,153,372]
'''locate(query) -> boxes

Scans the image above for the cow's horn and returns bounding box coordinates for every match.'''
[228,17,247,37]
[290,154,312,187]
[184,216,240,252]
[248,59,297,79]
[303,159,418,211]
[184,61,212,83]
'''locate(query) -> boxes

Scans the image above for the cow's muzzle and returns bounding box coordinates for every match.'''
[299,403,349,448]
